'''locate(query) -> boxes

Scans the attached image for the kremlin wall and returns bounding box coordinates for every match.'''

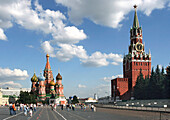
[31,54,66,105]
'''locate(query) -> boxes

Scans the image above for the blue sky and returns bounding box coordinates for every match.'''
[0,0,170,98]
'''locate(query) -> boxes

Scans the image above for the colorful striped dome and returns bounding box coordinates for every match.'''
[56,73,62,80]
[31,73,38,82]
[38,72,45,81]
[50,80,55,86]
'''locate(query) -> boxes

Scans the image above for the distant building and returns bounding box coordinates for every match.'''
[0,88,30,97]
[78,97,98,104]
[94,93,98,100]
[111,5,151,100]
[0,88,29,105]
[98,96,113,104]
[31,54,66,105]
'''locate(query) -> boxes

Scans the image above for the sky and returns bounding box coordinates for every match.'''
[0,0,170,98]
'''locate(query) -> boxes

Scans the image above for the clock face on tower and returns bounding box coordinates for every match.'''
[135,42,143,52]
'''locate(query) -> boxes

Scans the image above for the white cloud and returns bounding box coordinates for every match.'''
[52,26,87,44]
[0,68,29,81]
[101,74,123,82]
[0,0,86,42]
[56,44,88,61]
[41,41,56,58]
[81,52,109,67]
[168,2,170,7]
[0,81,22,88]
[0,28,7,41]
[81,52,122,67]
[55,0,169,28]
[41,41,123,67]
[78,84,86,88]
[26,45,34,48]
[111,62,119,65]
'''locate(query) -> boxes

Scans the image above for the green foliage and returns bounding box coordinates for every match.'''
[134,69,148,99]
[71,95,79,104]
[134,65,170,100]
[16,91,36,104]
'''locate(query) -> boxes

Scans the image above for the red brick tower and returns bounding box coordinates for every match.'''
[123,5,151,94]
[44,54,54,95]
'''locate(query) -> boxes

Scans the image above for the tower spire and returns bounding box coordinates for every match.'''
[133,5,139,28]
[45,54,51,70]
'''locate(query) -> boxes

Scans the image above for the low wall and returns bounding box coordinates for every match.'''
[96,104,170,113]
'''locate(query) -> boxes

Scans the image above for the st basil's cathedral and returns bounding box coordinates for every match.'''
[31,54,66,105]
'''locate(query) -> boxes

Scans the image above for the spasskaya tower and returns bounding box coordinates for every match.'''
[123,5,151,95]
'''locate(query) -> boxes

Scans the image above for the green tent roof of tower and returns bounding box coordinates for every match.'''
[133,5,139,28]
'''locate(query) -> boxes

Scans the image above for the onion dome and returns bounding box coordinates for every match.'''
[38,72,45,81]
[56,73,62,80]
[31,73,38,82]
[50,80,55,86]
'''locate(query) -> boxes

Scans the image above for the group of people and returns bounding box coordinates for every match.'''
[51,103,96,112]
[9,103,37,117]
[80,104,96,112]
[22,103,37,117]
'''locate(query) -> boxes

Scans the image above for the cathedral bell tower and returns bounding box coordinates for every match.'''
[123,5,151,94]
[44,54,54,95]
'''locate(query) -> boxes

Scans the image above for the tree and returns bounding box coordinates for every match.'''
[16,91,36,104]
[134,69,145,99]
[165,65,170,98]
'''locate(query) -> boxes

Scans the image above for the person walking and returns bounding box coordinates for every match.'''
[94,105,96,112]
[72,104,75,111]
[33,104,36,112]
[12,103,16,115]
[91,104,94,112]
[61,104,63,110]
[20,103,22,111]
[54,104,56,110]
[83,104,86,111]
[66,104,69,111]
[9,103,13,115]
[29,104,33,117]
[23,104,27,116]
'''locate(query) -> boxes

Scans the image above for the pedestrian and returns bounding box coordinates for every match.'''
[9,103,13,115]
[12,103,16,115]
[83,104,86,111]
[20,103,22,111]
[51,104,54,111]
[91,104,94,112]
[94,105,96,112]
[66,104,69,111]
[34,104,36,112]
[29,104,33,117]
[61,104,63,110]
[69,104,71,110]
[54,104,56,110]
[72,104,75,111]
[81,104,83,110]
[23,104,27,116]
[27,105,29,114]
